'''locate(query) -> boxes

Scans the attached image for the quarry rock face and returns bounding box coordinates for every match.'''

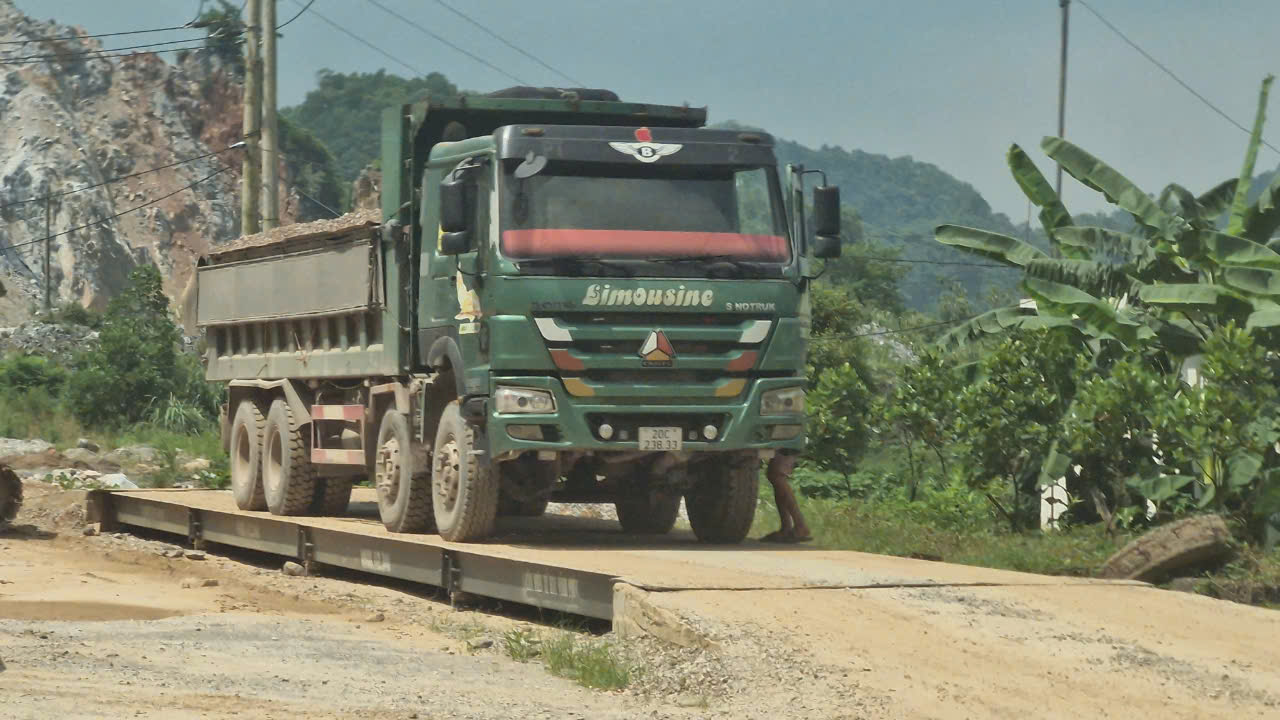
[0,0,299,321]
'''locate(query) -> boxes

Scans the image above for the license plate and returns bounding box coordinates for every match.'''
[638,426,682,451]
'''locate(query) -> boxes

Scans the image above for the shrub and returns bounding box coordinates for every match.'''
[64,266,215,429]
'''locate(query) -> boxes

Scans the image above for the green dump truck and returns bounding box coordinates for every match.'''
[198,88,841,543]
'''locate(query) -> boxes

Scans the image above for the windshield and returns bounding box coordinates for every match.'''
[500,162,790,263]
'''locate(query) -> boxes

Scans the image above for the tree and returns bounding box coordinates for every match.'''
[196,0,246,74]
[953,330,1080,530]
[66,266,197,427]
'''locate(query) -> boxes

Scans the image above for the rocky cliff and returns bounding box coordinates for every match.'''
[0,0,301,323]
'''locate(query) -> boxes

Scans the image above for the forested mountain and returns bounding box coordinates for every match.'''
[281,70,459,184]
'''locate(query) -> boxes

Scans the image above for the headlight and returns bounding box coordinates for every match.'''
[760,386,804,415]
[494,386,556,414]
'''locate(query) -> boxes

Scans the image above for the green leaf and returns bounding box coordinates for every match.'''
[1127,473,1195,503]
[1023,276,1141,344]
[1241,170,1280,243]
[1221,266,1280,296]
[1197,178,1238,219]
[1191,230,1280,269]
[1247,308,1280,328]
[1054,226,1157,273]
[934,304,1072,349]
[1228,74,1274,236]
[1138,283,1231,308]
[935,225,1047,267]
[1041,136,1187,240]
[1227,451,1264,491]
[1007,144,1072,239]
[1026,258,1140,299]
[1254,472,1280,516]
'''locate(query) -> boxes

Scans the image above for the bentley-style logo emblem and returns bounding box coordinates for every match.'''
[639,330,675,367]
[609,127,682,163]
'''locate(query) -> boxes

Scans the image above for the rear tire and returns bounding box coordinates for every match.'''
[685,454,759,544]
[615,492,680,534]
[262,398,317,516]
[432,400,497,542]
[230,399,267,510]
[375,410,434,533]
[312,477,353,516]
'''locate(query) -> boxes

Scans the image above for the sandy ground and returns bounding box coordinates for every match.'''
[2,481,1279,719]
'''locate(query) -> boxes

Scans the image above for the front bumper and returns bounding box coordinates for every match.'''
[483,375,806,458]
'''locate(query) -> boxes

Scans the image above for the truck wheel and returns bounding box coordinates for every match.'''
[616,492,681,534]
[685,454,759,544]
[432,400,497,542]
[262,398,317,516]
[312,477,353,516]
[375,410,434,533]
[229,399,267,510]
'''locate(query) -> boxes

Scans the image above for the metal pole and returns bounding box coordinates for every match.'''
[261,0,279,230]
[43,194,51,313]
[1055,0,1070,197]
[242,0,262,236]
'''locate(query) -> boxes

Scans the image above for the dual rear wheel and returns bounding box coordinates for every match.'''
[228,397,350,516]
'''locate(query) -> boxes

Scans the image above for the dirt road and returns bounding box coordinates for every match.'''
[2,481,1278,719]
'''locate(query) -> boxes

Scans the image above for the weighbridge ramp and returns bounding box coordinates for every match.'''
[86,488,1125,637]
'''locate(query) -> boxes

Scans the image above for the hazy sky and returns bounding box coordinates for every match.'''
[12,1,1280,220]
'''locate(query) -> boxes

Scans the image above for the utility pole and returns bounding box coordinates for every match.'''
[43,194,51,314]
[261,0,280,230]
[241,0,262,236]
[1055,0,1070,197]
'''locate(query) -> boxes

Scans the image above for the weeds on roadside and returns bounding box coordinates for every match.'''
[540,632,632,690]
[501,628,541,662]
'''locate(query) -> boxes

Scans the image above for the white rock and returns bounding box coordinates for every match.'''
[97,474,138,490]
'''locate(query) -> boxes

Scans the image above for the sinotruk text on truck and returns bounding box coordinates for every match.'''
[197,88,842,543]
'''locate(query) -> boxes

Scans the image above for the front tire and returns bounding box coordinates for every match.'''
[375,410,434,533]
[229,399,267,510]
[685,453,759,544]
[615,492,681,534]
[262,398,317,516]
[432,400,498,542]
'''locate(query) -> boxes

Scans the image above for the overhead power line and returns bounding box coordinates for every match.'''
[362,0,527,85]
[1075,0,1279,155]
[0,36,225,63]
[847,253,1019,269]
[297,1,425,77]
[810,313,986,343]
[0,143,245,211]
[3,166,234,253]
[0,44,219,66]
[0,24,204,46]
[430,0,582,87]
[277,0,316,30]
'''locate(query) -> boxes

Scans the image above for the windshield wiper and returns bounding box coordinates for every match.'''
[653,255,767,278]
[516,256,635,277]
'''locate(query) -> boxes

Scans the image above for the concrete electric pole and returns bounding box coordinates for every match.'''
[242,0,262,236]
[1055,0,1070,197]
[261,0,280,230]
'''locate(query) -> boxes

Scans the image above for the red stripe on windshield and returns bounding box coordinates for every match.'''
[503,229,789,261]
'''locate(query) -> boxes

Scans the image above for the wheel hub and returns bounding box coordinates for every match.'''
[435,439,460,510]
[376,437,401,502]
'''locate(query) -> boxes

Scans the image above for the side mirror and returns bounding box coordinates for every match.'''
[812,185,840,237]
[440,230,472,255]
[440,172,469,233]
[813,234,841,259]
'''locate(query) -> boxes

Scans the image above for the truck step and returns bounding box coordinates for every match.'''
[311,448,366,465]
[311,405,366,422]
